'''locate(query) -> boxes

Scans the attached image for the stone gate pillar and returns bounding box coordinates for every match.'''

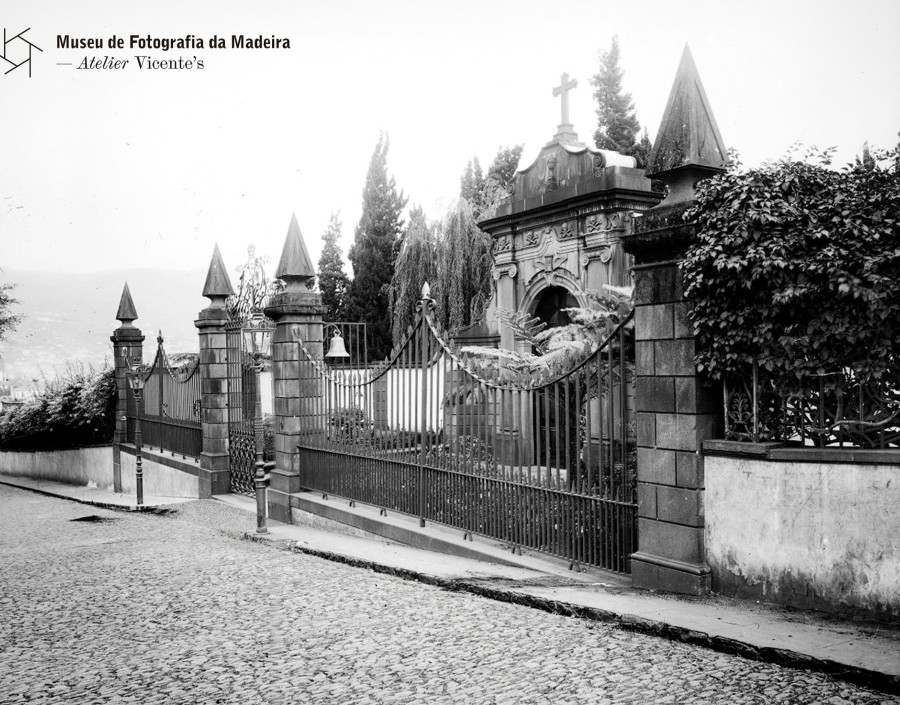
[264,214,325,524]
[195,244,235,498]
[110,283,143,494]
[622,45,728,595]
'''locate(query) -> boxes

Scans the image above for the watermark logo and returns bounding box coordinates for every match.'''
[2,28,42,77]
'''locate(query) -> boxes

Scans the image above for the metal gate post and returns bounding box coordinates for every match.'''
[417,298,430,528]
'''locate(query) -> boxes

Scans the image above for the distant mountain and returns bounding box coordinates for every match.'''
[0,268,210,381]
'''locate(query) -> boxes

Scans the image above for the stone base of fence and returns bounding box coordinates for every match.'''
[704,442,900,618]
[119,444,200,499]
[267,470,302,524]
[198,452,230,498]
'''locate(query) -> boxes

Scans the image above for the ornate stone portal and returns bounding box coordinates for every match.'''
[468,74,664,351]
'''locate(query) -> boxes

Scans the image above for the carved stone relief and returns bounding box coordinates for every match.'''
[559,220,576,240]
[492,235,512,254]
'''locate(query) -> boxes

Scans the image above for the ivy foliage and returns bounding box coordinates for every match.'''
[0,364,116,451]
[682,143,900,386]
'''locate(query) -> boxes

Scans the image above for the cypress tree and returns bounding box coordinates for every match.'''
[591,36,647,165]
[317,212,350,322]
[459,157,485,211]
[345,133,408,360]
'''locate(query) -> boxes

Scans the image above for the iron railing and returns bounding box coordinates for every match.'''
[295,295,637,574]
[724,361,900,448]
[126,333,201,458]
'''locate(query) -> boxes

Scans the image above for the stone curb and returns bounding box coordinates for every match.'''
[0,480,175,516]
[238,532,900,696]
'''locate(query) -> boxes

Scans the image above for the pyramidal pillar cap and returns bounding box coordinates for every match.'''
[275,213,316,292]
[202,243,235,308]
[116,282,139,328]
[646,43,728,204]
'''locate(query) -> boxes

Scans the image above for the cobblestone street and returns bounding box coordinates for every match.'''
[0,485,895,704]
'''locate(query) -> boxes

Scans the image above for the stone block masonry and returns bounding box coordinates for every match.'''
[111,283,143,494]
[195,243,236,498]
[626,237,720,595]
[621,44,729,595]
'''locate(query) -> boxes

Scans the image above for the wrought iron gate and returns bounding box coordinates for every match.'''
[126,332,201,458]
[295,294,638,574]
[225,319,274,495]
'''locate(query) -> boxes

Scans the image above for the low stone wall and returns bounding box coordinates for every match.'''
[0,445,199,499]
[119,446,199,499]
[704,444,900,618]
[0,446,114,488]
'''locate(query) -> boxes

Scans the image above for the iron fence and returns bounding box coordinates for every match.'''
[724,361,900,448]
[125,333,201,458]
[295,295,637,574]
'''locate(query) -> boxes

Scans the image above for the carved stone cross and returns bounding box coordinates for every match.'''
[552,73,577,125]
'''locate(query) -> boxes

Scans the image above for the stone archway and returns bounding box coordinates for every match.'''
[532,285,578,330]
[529,284,581,468]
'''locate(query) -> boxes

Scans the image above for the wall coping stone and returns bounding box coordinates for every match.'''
[703,439,900,466]
[119,443,200,476]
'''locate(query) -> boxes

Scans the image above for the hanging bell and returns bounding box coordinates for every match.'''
[325,328,350,359]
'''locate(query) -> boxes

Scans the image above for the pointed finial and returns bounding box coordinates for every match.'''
[647,44,727,178]
[116,283,139,327]
[202,244,235,307]
[421,281,431,299]
[275,213,316,291]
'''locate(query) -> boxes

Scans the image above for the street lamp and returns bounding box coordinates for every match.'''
[242,312,274,533]
[125,356,146,507]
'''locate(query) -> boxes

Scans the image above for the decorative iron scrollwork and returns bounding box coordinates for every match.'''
[725,363,899,448]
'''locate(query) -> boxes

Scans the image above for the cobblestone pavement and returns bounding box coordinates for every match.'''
[0,486,895,705]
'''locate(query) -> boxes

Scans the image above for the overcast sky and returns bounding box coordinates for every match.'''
[2,0,899,281]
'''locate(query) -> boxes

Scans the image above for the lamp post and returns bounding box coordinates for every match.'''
[243,312,274,533]
[125,356,146,507]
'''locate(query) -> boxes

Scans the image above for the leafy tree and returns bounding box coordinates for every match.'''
[458,146,524,220]
[345,133,408,360]
[389,206,436,345]
[0,363,116,450]
[389,145,524,344]
[0,280,22,341]
[481,145,524,216]
[591,36,647,166]
[633,129,652,172]
[682,142,900,387]
[317,212,350,321]
[432,198,494,334]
